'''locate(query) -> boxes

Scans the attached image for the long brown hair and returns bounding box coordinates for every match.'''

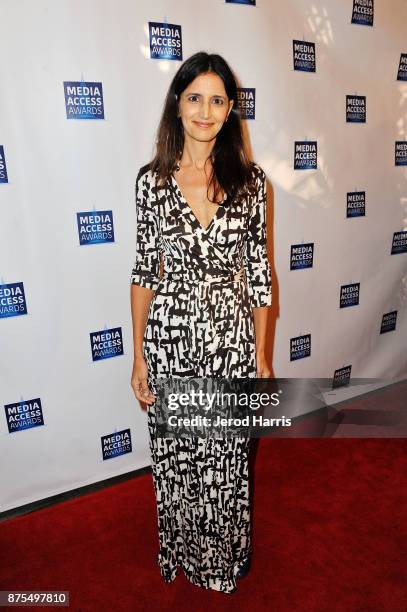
[148,51,256,205]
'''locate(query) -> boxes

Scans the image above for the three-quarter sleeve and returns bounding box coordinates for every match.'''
[243,165,273,308]
[130,168,161,291]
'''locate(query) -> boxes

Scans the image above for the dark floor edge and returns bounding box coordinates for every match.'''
[0,464,152,523]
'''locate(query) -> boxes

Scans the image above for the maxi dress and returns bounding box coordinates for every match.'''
[130,161,272,593]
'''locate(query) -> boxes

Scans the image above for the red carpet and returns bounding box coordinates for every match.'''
[1,389,407,611]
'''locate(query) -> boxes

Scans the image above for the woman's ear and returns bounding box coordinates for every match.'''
[227,99,234,120]
[175,93,181,118]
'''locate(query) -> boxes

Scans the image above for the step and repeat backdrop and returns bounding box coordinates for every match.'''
[1,0,406,512]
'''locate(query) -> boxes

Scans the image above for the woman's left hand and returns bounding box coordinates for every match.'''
[256,351,272,378]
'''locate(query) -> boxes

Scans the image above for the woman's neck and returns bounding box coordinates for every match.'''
[179,136,215,171]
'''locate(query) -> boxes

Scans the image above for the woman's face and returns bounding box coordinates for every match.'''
[177,72,234,144]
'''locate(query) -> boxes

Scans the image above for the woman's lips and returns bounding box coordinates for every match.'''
[193,121,214,129]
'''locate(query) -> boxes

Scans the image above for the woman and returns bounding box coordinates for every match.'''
[130,51,272,594]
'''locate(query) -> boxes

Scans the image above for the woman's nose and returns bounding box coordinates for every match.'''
[199,99,210,118]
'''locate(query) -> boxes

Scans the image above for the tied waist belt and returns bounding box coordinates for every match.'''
[163,267,246,284]
[161,267,246,364]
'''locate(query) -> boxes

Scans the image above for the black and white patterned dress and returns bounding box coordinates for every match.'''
[130,161,272,593]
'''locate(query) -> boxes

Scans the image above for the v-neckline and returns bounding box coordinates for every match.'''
[170,173,226,232]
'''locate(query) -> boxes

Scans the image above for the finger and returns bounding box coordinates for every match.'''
[140,378,156,402]
[135,387,155,405]
[133,378,143,394]
[131,376,140,396]
[140,377,149,397]
[132,378,153,404]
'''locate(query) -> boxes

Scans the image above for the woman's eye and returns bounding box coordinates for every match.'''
[186,95,224,104]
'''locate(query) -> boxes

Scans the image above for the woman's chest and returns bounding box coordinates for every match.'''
[156,187,250,250]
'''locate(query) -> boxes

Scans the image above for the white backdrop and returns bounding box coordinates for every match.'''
[1,0,406,512]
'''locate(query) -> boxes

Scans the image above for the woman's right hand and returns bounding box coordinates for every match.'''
[131,356,156,408]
